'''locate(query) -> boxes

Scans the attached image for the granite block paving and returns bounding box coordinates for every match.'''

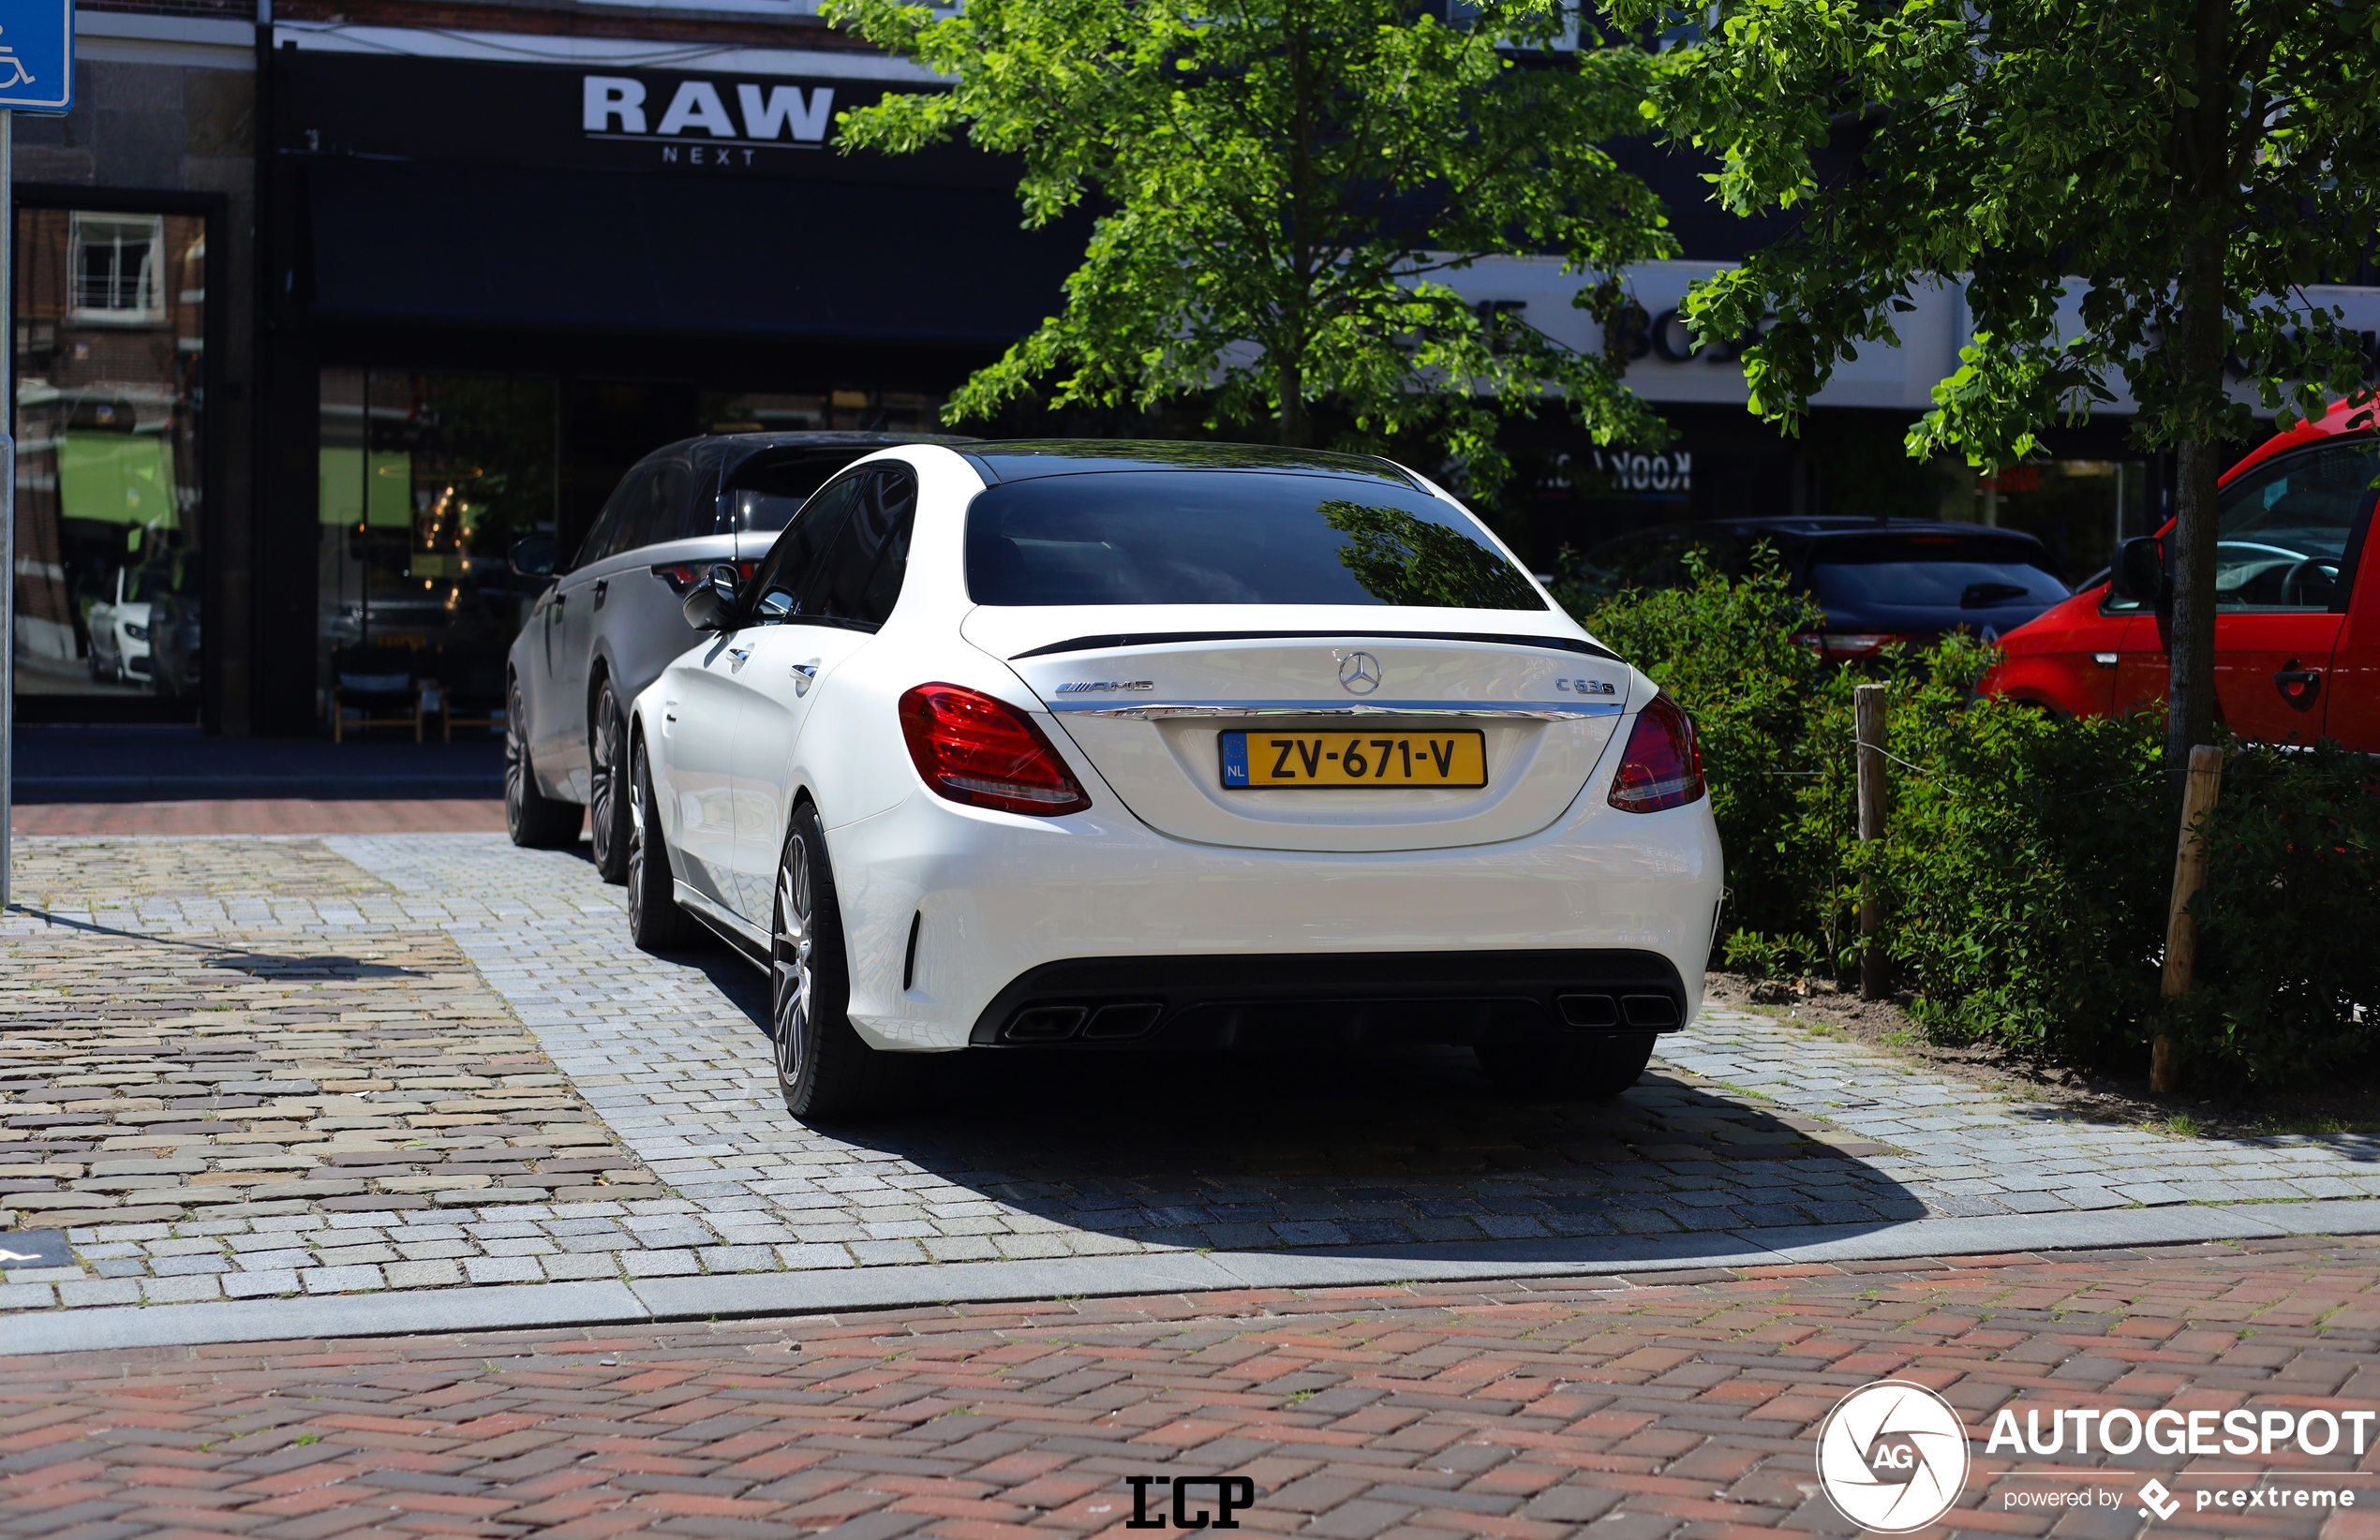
[4,833,2378,1316]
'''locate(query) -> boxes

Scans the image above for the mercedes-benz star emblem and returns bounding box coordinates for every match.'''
[1336,651,1382,695]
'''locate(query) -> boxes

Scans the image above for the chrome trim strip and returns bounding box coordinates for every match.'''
[673,881,771,966]
[1045,699,1626,719]
[1011,629,1621,662]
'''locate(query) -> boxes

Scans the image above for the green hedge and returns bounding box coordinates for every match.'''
[1569,562,2378,1094]
[2158,743,2380,1088]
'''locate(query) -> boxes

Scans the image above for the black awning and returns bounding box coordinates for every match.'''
[305,159,1083,347]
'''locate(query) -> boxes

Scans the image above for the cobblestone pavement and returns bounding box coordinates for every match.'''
[3,1236,2375,1538]
[13,801,508,837]
[0,841,663,1308]
[4,834,2378,1312]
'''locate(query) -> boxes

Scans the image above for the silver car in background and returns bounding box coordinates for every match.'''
[504,432,961,876]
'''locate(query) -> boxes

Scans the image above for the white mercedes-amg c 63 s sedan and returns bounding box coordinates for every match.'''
[627,440,1723,1118]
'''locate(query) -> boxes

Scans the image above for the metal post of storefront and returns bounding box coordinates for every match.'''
[2,106,14,911]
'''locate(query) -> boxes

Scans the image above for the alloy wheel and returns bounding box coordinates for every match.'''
[589,686,626,879]
[627,746,652,931]
[772,837,814,1092]
[504,688,532,826]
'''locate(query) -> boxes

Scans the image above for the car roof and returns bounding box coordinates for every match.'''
[1602,517,2050,549]
[651,431,974,479]
[2219,396,2380,488]
[959,438,1419,487]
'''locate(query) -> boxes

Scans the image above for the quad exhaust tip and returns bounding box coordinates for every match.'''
[1559,993,1678,1029]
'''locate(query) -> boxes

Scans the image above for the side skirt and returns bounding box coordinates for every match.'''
[673,881,771,970]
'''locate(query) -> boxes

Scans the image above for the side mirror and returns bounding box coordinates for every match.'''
[2112,536,2165,602]
[681,564,741,631]
[509,534,557,579]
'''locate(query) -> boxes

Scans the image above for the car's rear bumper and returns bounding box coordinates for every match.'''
[965,947,1688,1050]
[823,779,1724,1053]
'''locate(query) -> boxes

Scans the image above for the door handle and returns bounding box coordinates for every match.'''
[2091,652,2119,669]
[793,659,819,696]
[2273,661,2322,711]
[593,579,609,606]
[727,646,752,668]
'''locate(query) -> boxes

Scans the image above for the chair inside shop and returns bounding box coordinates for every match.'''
[332,644,426,744]
[435,645,508,742]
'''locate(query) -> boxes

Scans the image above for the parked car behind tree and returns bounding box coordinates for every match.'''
[1572,517,2069,661]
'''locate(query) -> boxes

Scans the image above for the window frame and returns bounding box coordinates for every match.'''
[2208,440,2378,616]
[67,212,167,327]
[2096,437,2380,617]
[798,465,918,630]
[13,186,224,730]
[572,464,650,572]
[746,469,865,626]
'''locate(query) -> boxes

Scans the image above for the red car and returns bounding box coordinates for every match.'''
[1984,397,2380,750]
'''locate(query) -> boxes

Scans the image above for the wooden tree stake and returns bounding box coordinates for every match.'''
[2153,744,2224,1092]
[1855,684,1890,1001]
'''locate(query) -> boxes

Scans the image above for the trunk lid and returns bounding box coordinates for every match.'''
[963,605,1636,851]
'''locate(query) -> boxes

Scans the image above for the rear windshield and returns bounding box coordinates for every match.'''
[964,470,1544,610]
[1807,536,2069,611]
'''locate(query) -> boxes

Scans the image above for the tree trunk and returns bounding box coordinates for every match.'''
[2164,0,2229,766]
[1278,357,1309,447]
[2167,437,2222,761]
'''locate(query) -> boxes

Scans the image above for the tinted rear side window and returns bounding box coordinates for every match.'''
[749,477,859,623]
[721,449,875,536]
[1808,536,2068,611]
[965,471,1543,610]
[805,470,917,628]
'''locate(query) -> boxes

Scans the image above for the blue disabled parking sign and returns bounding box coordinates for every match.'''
[0,0,72,113]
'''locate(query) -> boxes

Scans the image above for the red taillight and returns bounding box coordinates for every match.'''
[899,684,1093,817]
[1793,630,1896,660]
[652,561,760,594]
[1608,693,1705,814]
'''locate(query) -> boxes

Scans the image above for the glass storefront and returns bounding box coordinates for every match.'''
[316,369,559,729]
[312,371,946,731]
[12,207,208,705]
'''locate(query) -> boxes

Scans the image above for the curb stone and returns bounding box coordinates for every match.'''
[13,1194,2379,1356]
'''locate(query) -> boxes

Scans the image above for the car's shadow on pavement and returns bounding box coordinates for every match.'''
[825,1045,1929,1254]
[619,934,1926,1254]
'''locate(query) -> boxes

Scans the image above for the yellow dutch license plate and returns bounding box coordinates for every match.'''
[1219,730,1487,789]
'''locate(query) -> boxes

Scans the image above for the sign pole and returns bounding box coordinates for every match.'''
[0,0,74,911]
[2,105,13,912]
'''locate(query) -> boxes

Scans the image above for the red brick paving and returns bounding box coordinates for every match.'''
[1,1237,2375,1539]
[12,800,511,836]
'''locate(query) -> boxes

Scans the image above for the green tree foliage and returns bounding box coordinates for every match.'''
[1324,501,1540,608]
[1609,0,2380,763]
[2160,744,2380,1088]
[1870,663,2172,1063]
[824,0,1679,482]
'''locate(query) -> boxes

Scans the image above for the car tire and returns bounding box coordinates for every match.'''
[588,678,632,884]
[627,733,699,951]
[505,678,584,850]
[1475,1031,1657,1102]
[771,804,893,1121]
